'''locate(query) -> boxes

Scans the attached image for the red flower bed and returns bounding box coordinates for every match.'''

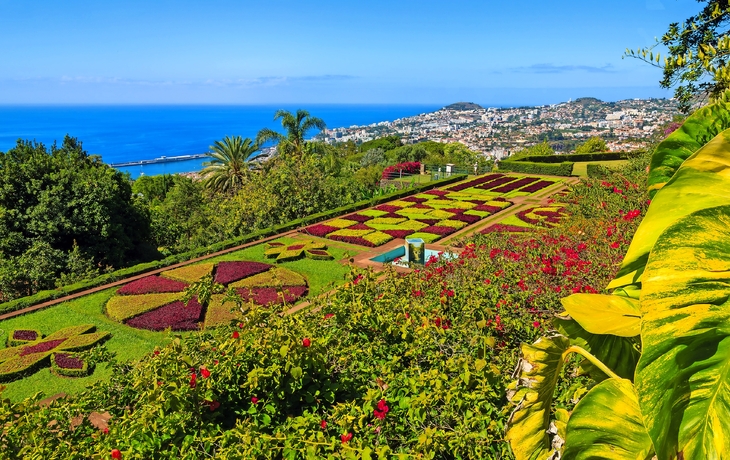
[328,235,376,247]
[447,174,504,191]
[476,176,519,190]
[480,224,531,234]
[415,218,441,226]
[472,204,503,213]
[125,298,204,331]
[307,250,330,256]
[382,229,415,238]
[411,204,431,209]
[214,261,272,285]
[400,196,427,203]
[380,212,405,219]
[288,244,305,250]
[343,214,373,223]
[517,210,541,226]
[449,214,481,224]
[520,180,554,193]
[491,177,539,193]
[54,353,84,369]
[423,189,448,197]
[20,339,66,356]
[13,330,38,341]
[443,208,466,214]
[347,223,372,230]
[374,204,402,213]
[236,286,308,306]
[420,226,458,236]
[304,223,339,238]
[382,162,421,179]
[117,276,188,296]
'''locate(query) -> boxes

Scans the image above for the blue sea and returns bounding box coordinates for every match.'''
[0,105,441,178]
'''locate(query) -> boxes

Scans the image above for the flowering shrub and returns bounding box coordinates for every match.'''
[342,213,373,223]
[381,161,420,179]
[116,276,188,296]
[491,177,539,193]
[520,180,555,194]
[160,263,214,283]
[303,223,339,238]
[446,173,504,191]
[381,229,415,238]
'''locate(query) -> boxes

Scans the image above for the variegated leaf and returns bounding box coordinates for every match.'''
[561,293,641,337]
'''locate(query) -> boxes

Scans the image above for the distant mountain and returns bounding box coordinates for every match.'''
[573,97,603,105]
[444,102,483,111]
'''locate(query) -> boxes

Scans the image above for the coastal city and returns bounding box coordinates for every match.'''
[317,97,679,158]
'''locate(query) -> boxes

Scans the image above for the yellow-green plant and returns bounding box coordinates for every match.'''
[507,97,730,460]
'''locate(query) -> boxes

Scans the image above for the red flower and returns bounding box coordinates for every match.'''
[302,337,311,348]
[373,399,389,420]
[533,321,541,328]
[200,368,211,379]
[251,396,259,404]
[353,274,364,285]
[320,420,327,429]
[232,331,240,339]
[111,449,122,459]
[324,313,334,319]
[153,350,160,356]
[157,381,163,386]
[103,427,109,434]
[189,373,197,388]
[207,400,221,412]
[341,432,353,443]
[238,322,244,328]
[610,242,620,249]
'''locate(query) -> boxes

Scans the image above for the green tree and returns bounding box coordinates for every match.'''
[360,147,386,167]
[575,136,608,153]
[509,140,555,160]
[132,174,175,202]
[626,1,730,111]
[256,109,326,157]
[201,136,258,194]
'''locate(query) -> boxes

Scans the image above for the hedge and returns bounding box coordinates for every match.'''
[586,163,612,179]
[509,151,630,163]
[0,174,467,317]
[497,161,574,176]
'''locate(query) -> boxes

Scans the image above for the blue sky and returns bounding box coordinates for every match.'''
[0,0,701,105]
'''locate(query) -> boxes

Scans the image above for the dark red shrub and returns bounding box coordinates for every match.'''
[13,330,38,341]
[343,214,373,223]
[374,204,401,213]
[472,205,503,213]
[382,229,415,238]
[126,298,204,331]
[520,180,555,193]
[54,353,84,369]
[20,339,66,356]
[307,250,330,256]
[415,218,441,226]
[382,162,420,179]
[348,223,373,230]
[400,196,427,203]
[443,208,466,214]
[117,276,188,296]
[449,214,481,224]
[304,224,339,238]
[423,189,448,197]
[420,226,458,236]
[214,261,272,285]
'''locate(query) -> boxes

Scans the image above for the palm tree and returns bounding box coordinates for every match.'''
[256,109,326,157]
[200,136,258,194]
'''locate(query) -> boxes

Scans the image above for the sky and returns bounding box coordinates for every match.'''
[0,0,703,105]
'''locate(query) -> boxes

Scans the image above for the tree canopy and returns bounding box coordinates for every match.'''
[256,109,326,157]
[509,140,555,160]
[201,136,258,194]
[626,0,730,111]
[575,136,607,153]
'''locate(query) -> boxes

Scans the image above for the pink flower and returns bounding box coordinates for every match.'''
[533,321,540,328]
[232,331,240,339]
[320,420,327,429]
[302,337,311,348]
[207,400,221,412]
[373,399,389,420]
[353,274,364,285]
[111,449,122,459]
[251,396,259,404]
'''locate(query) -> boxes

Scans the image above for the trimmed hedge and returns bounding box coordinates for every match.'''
[509,152,629,163]
[586,163,612,179]
[498,161,574,176]
[0,174,467,317]
[51,353,90,378]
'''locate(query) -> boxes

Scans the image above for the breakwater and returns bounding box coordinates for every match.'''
[110,153,208,168]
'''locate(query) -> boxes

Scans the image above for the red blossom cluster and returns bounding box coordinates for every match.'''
[373,399,389,420]
[54,353,84,369]
[214,261,272,285]
[116,276,188,296]
[382,162,421,179]
[125,298,204,331]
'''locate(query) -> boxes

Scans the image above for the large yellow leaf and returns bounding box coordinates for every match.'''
[561,293,641,337]
[637,205,730,459]
[563,378,654,460]
[608,127,730,291]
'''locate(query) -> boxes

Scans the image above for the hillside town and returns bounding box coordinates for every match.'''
[317,97,679,158]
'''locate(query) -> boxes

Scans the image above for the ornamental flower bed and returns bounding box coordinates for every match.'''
[51,352,90,378]
[446,173,504,191]
[490,177,539,193]
[481,223,532,234]
[116,276,188,296]
[236,285,309,306]
[107,260,310,331]
[0,325,109,382]
[519,180,555,193]
[7,329,41,347]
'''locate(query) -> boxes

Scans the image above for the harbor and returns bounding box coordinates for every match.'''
[109,153,208,168]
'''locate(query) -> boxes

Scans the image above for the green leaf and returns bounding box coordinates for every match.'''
[648,86,730,196]
[637,205,730,459]
[564,378,654,460]
[609,126,730,291]
[554,316,639,381]
[505,335,571,460]
[290,366,303,379]
[561,293,641,337]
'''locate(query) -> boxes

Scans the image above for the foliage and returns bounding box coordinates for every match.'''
[256,109,326,157]
[574,136,607,153]
[201,136,258,194]
[358,135,402,153]
[509,140,555,160]
[626,1,730,112]
[359,147,387,167]
[498,160,574,176]
[0,137,149,300]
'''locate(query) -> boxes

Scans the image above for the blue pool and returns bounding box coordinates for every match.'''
[370,246,455,266]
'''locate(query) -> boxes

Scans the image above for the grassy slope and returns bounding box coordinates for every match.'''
[0,236,360,401]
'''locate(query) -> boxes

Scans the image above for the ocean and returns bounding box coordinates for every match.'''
[0,105,441,178]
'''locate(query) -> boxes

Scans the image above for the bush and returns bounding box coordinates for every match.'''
[498,160,574,176]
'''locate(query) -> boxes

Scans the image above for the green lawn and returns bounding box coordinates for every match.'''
[0,236,359,402]
[572,160,629,177]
